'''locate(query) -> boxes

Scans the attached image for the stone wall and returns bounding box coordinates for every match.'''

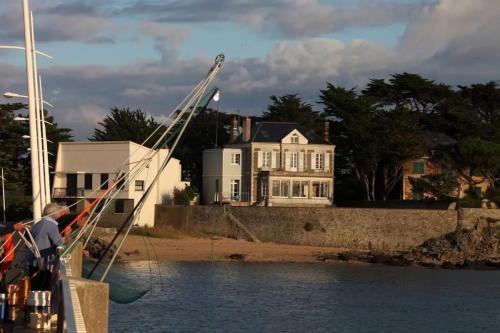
[459,208,500,229]
[155,206,464,251]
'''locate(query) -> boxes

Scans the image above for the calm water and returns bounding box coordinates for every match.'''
[109,262,500,332]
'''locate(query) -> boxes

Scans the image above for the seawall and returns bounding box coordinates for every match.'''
[155,206,500,251]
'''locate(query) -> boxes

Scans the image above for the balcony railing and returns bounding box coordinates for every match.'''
[53,187,85,198]
[213,192,250,204]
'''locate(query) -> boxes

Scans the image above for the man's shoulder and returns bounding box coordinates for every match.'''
[35,218,58,230]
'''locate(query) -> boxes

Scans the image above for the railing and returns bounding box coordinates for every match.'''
[53,187,85,198]
[58,257,87,332]
[213,192,250,204]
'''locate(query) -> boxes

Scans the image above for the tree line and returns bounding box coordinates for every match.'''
[90,73,500,205]
[2,72,498,213]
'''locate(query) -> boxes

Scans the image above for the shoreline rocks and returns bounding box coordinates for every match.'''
[317,219,500,270]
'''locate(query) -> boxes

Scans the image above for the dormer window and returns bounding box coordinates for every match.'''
[291,134,299,144]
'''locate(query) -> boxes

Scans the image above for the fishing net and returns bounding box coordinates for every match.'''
[82,257,151,304]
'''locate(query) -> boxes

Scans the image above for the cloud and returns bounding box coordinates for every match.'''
[140,22,192,61]
[1,0,500,140]
[119,0,426,38]
[0,1,116,44]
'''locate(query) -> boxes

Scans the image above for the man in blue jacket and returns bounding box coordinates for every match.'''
[25,202,65,291]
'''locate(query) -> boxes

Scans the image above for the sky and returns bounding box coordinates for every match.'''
[0,0,499,139]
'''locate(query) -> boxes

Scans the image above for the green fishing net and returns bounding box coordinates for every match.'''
[82,257,151,304]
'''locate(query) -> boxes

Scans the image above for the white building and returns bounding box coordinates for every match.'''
[52,141,188,227]
[202,118,335,206]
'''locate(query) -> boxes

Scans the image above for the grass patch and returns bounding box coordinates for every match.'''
[129,226,205,239]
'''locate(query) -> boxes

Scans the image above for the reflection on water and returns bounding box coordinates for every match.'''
[109,262,500,333]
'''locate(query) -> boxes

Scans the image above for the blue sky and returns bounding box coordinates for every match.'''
[0,0,499,138]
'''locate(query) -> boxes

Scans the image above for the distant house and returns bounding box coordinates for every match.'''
[52,141,188,227]
[202,118,335,206]
[402,134,489,200]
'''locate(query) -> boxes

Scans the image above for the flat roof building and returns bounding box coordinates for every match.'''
[52,141,188,227]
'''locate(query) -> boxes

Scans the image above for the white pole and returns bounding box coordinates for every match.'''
[30,11,46,210]
[1,168,6,223]
[39,75,51,204]
[22,0,42,220]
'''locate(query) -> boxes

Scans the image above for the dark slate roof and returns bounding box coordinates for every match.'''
[233,121,327,144]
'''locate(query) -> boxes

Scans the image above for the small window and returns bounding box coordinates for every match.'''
[412,161,425,174]
[315,153,324,169]
[290,152,298,169]
[292,181,308,198]
[115,199,125,214]
[291,134,299,144]
[95,200,105,213]
[100,173,109,190]
[84,173,93,190]
[230,179,240,200]
[231,153,241,165]
[272,180,289,197]
[135,180,144,191]
[116,174,126,190]
[312,182,329,198]
[262,151,271,168]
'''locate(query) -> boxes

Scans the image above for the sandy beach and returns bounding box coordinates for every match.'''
[107,234,345,263]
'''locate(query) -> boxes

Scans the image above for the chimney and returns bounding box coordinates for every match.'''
[230,116,239,143]
[324,121,330,143]
[244,117,251,142]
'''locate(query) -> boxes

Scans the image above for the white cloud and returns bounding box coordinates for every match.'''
[140,22,192,62]
[120,0,424,38]
[1,0,499,140]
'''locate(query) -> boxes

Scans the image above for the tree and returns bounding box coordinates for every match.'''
[364,73,452,114]
[409,171,459,201]
[436,83,500,191]
[173,185,197,205]
[377,107,429,200]
[263,94,323,133]
[173,108,235,189]
[0,103,72,218]
[320,84,383,201]
[90,107,164,148]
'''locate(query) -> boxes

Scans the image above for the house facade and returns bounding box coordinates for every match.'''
[202,118,335,206]
[402,157,490,200]
[52,141,188,227]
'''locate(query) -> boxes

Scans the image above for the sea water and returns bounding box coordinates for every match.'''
[109,262,500,332]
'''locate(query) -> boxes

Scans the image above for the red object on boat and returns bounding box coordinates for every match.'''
[0,233,14,273]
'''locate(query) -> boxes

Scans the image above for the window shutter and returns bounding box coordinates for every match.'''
[324,152,330,172]
[271,151,277,169]
[284,152,290,171]
[257,151,263,168]
[298,152,304,172]
[311,153,316,170]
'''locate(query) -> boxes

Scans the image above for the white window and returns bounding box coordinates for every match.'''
[315,153,324,170]
[292,181,309,198]
[312,182,329,198]
[290,152,298,170]
[230,179,240,200]
[262,151,271,168]
[291,134,299,144]
[135,180,144,191]
[272,180,289,197]
[231,153,241,165]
